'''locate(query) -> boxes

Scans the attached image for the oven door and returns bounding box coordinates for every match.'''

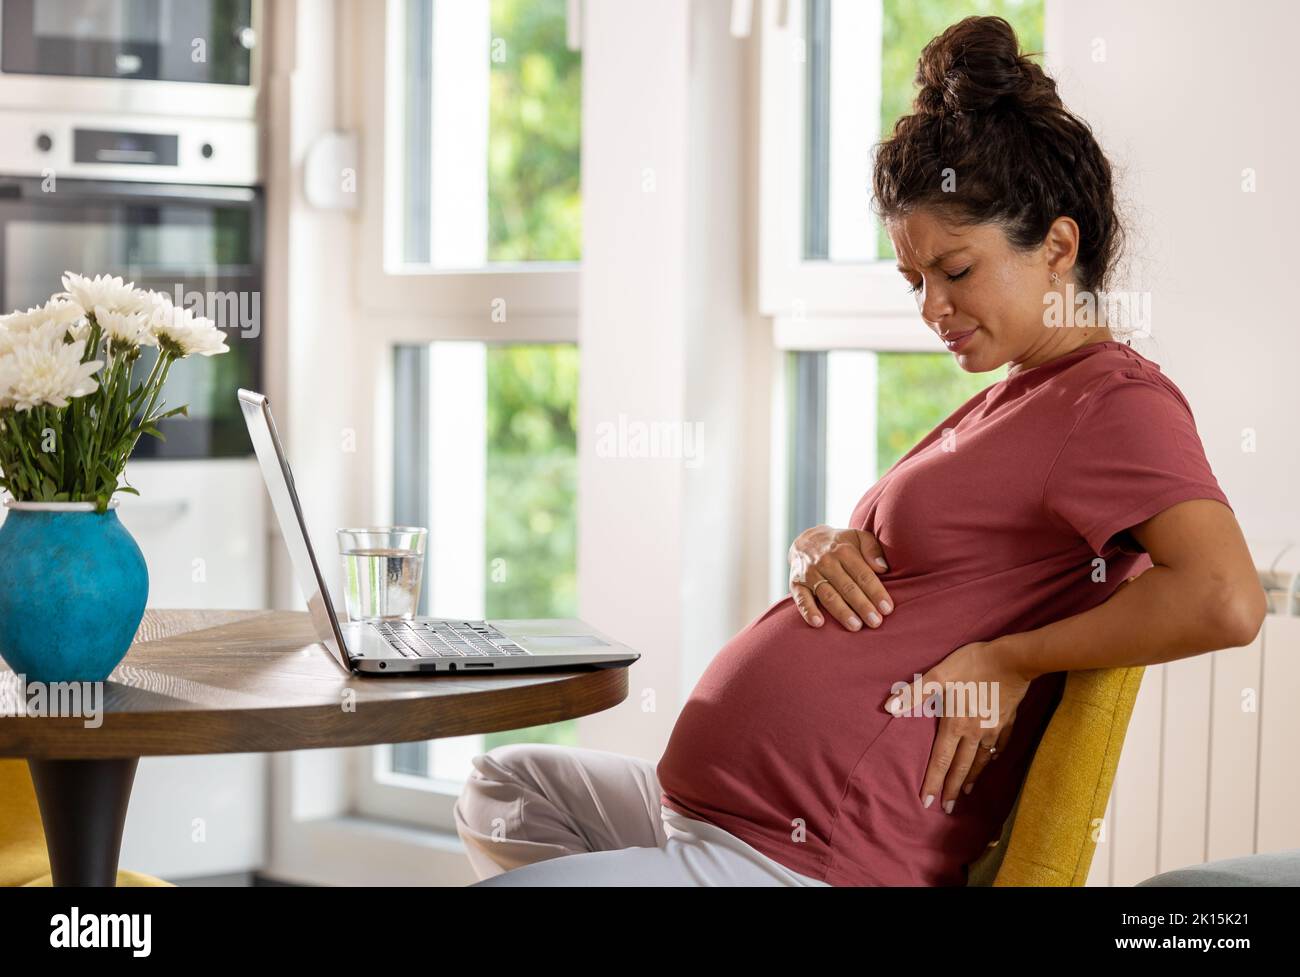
[0,0,255,85]
[0,176,263,459]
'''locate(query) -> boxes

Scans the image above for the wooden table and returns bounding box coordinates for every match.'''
[0,609,631,886]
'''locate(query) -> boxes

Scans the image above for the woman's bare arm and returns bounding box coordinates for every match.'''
[997,499,1267,681]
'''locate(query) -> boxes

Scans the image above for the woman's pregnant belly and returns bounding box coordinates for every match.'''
[655,588,1063,886]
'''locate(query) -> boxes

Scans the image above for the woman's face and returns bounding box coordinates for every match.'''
[887,208,1102,375]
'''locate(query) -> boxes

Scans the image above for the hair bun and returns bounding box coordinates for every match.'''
[914,15,1058,118]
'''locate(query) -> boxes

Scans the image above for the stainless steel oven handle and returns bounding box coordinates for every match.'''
[0,178,257,204]
[93,148,158,164]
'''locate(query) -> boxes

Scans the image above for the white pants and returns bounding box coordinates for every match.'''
[453,743,830,886]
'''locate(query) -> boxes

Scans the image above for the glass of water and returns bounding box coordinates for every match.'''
[336,527,428,621]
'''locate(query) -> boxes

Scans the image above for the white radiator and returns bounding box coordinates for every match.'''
[1087,546,1300,885]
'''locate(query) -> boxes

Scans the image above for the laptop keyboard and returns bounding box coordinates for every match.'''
[371,620,531,659]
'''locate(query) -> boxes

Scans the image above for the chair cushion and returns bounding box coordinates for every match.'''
[0,759,54,887]
[1136,850,1300,887]
[967,666,1144,886]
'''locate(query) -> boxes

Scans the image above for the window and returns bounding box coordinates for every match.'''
[392,0,581,270]
[356,0,580,319]
[356,341,579,828]
[777,349,1000,597]
[760,0,1048,322]
[804,0,1045,265]
[349,0,582,831]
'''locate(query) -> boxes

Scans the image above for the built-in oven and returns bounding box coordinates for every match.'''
[1,0,255,84]
[0,176,263,458]
[0,112,262,459]
[0,0,261,119]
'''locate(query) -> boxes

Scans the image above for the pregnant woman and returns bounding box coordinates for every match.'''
[454,16,1266,886]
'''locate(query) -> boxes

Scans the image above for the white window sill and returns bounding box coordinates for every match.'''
[266,814,479,887]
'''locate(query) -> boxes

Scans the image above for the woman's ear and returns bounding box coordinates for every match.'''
[1043,216,1081,281]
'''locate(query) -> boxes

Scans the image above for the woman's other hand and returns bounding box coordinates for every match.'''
[789,525,894,631]
[882,638,1033,814]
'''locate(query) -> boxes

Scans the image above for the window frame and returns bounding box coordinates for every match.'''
[351,747,461,830]
[353,0,581,330]
[758,0,916,324]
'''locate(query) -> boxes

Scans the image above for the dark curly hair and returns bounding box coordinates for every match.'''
[872,15,1124,296]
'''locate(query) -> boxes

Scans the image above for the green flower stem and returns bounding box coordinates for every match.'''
[137,347,166,400]
[85,349,126,491]
[119,353,175,467]
[109,351,134,472]
[10,410,43,498]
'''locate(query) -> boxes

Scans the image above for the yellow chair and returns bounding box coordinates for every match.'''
[0,759,171,887]
[967,665,1145,886]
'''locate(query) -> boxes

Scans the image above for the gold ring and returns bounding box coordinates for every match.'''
[811,579,832,599]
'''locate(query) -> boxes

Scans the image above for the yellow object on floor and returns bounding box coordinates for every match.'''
[967,666,1144,886]
[0,758,171,887]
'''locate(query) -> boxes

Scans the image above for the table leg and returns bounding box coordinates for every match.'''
[27,758,139,887]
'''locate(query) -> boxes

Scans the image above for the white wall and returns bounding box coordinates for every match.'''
[264,0,365,611]
[1052,0,1300,548]
[576,0,764,759]
[682,2,769,696]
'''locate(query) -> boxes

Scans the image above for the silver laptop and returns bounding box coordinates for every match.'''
[238,389,640,675]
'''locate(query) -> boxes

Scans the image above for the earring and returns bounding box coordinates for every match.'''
[1050,272,1060,284]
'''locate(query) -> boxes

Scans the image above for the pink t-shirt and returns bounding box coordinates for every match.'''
[657,340,1233,886]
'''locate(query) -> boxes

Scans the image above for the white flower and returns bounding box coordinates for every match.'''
[94,305,156,350]
[0,320,102,411]
[0,298,88,354]
[126,288,173,319]
[58,272,137,316]
[42,298,89,341]
[148,302,229,358]
[0,303,53,337]
[0,353,12,410]
[0,319,31,359]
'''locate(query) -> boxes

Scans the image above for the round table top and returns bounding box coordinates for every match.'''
[0,609,631,759]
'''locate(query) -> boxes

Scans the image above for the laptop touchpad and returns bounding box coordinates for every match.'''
[524,635,609,648]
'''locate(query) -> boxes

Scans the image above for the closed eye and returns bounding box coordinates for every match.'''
[904,267,971,295]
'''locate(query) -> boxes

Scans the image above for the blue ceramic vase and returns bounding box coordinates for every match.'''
[0,501,148,683]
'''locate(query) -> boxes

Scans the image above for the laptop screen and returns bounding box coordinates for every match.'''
[237,389,351,672]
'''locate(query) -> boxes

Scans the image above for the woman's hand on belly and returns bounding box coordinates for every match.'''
[881,639,1034,815]
[788,525,894,631]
